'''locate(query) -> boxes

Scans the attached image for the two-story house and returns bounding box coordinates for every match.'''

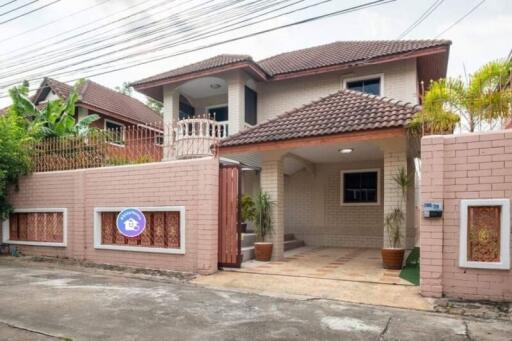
[132,40,451,260]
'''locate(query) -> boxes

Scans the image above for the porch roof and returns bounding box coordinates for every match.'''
[220,89,420,150]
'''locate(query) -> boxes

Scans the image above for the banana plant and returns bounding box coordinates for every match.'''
[8,80,99,139]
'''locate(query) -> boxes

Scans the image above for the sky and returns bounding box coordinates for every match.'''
[0,0,510,106]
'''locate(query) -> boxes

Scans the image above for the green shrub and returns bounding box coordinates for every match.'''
[0,114,33,220]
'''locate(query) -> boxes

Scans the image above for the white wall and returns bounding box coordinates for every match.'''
[257,58,418,123]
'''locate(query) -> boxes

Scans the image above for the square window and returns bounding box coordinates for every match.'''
[341,170,379,204]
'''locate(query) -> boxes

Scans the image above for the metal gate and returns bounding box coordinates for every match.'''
[218,164,242,268]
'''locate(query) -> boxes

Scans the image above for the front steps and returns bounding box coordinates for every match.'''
[241,232,305,262]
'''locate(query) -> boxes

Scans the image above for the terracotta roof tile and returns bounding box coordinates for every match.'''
[133,40,451,87]
[220,89,420,147]
[79,80,162,123]
[258,40,451,76]
[132,54,253,86]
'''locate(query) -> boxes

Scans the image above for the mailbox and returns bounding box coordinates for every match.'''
[423,202,443,218]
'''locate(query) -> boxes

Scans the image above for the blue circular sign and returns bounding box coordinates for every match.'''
[116,208,146,238]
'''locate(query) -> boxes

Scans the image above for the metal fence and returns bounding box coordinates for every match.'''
[30,118,223,172]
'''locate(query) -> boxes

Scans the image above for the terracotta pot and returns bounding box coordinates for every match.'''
[381,248,405,270]
[254,242,273,261]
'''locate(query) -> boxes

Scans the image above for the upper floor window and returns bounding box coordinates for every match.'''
[208,105,228,122]
[179,95,195,120]
[244,86,257,126]
[345,76,382,96]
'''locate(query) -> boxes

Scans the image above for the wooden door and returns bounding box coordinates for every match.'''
[218,164,242,268]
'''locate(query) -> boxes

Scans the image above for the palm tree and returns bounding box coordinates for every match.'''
[409,59,512,135]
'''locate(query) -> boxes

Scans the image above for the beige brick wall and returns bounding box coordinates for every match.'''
[3,158,219,274]
[258,58,418,123]
[421,131,512,300]
[260,153,285,259]
[285,161,384,248]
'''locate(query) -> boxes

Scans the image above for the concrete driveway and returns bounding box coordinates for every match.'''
[0,258,510,341]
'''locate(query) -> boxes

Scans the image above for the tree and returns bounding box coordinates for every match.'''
[409,59,512,135]
[8,80,100,138]
[0,113,32,219]
[146,97,163,115]
[115,82,133,96]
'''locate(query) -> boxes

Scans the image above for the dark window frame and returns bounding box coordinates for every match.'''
[244,86,257,126]
[345,76,382,96]
[341,169,380,205]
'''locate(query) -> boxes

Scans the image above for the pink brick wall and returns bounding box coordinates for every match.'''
[421,131,512,300]
[2,158,219,274]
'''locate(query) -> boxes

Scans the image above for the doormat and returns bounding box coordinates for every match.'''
[400,247,419,285]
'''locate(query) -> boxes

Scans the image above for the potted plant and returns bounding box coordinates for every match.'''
[240,194,255,233]
[381,167,412,269]
[253,191,274,261]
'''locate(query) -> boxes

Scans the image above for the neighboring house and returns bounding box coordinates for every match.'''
[133,40,451,259]
[31,77,163,131]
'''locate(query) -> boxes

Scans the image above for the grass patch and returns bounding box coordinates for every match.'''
[400,247,419,285]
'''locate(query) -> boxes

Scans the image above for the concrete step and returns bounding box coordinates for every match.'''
[284,233,296,242]
[284,239,305,251]
[241,233,256,248]
[241,246,254,262]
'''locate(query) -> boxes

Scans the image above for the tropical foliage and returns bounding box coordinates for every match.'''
[409,59,512,135]
[241,194,256,222]
[8,80,100,138]
[384,167,411,249]
[0,80,100,218]
[254,192,274,241]
[0,114,33,220]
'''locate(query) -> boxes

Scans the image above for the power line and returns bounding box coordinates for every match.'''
[0,0,304,81]
[396,0,444,39]
[435,0,486,38]
[0,0,39,17]
[1,0,111,43]
[0,0,20,10]
[0,0,163,58]
[0,0,249,72]
[0,0,61,25]
[0,0,395,98]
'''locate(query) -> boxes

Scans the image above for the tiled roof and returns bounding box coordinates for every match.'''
[257,40,451,76]
[220,89,421,147]
[132,54,253,86]
[34,78,162,124]
[79,80,162,123]
[133,40,451,87]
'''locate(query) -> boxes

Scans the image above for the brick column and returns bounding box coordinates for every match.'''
[419,136,445,298]
[162,85,180,160]
[383,150,408,248]
[260,152,285,260]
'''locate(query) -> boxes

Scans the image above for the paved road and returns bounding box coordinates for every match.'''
[0,260,510,341]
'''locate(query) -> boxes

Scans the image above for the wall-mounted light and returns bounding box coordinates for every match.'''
[339,148,353,154]
[210,83,221,89]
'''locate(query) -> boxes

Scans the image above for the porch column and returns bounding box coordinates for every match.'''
[260,152,285,260]
[162,85,180,160]
[226,71,247,136]
[383,150,408,249]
